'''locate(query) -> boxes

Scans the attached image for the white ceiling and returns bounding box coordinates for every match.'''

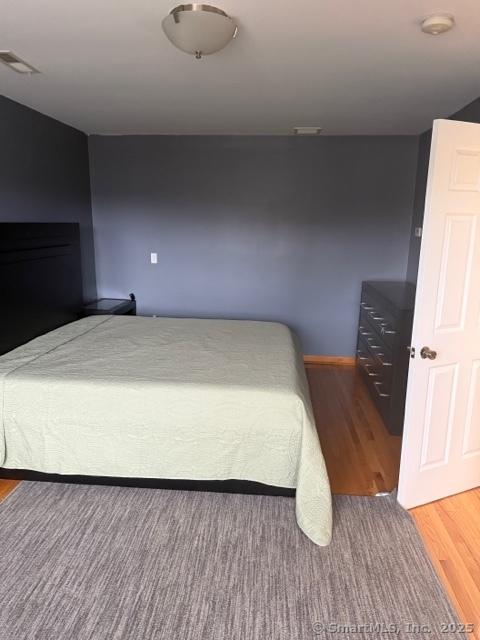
[1,0,480,135]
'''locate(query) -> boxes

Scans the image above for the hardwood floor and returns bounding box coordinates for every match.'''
[0,363,478,635]
[411,489,480,637]
[0,479,19,502]
[306,363,402,495]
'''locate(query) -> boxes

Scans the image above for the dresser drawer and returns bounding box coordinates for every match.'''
[360,301,399,350]
[356,335,375,370]
[359,308,389,346]
[358,310,377,340]
[357,356,392,422]
[357,335,393,390]
[368,376,392,422]
[372,347,394,372]
[358,281,415,436]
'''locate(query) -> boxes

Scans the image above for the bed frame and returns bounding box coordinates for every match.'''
[0,223,83,356]
[0,469,294,497]
[0,223,294,497]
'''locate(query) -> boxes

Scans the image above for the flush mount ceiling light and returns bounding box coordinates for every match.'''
[162,4,237,59]
[421,13,455,35]
[0,51,39,74]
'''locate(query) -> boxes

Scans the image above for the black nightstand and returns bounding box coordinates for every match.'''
[83,296,137,317]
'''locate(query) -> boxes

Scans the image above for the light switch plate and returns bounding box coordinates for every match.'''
[150,252,158,264]
[414,227,423,238]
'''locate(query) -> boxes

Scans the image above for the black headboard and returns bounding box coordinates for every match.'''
[0,223,83,355]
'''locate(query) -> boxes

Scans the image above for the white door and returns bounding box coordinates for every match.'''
[398,119,480,509]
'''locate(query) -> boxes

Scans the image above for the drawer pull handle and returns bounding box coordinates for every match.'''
[377,353,393,367]
[371,315,384,321]
[367,338,382,350]
[364,364,379,377]
[361,303,375,310]
[356,350,369,362]
[373,381,390,398]
[359,328,372,337]
[379,322,397,335]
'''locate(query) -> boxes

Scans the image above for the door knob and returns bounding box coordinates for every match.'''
[420,346,437,360]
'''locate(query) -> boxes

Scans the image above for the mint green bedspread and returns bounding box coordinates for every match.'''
[0,316,332,545]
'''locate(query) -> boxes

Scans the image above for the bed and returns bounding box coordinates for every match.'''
[0,224,332,546]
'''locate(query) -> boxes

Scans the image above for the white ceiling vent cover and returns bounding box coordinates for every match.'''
[293,126,323,135]
[0,51,39,74]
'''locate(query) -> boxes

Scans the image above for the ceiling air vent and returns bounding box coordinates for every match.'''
[293,126,323,135]
[0,51,39,74]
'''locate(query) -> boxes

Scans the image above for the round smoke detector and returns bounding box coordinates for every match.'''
[421,14,455,35]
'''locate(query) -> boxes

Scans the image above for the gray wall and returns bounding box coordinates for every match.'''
[406,130,431,284]
[450,97,480,123]
[89,135,418,355]
[0,95,96,300]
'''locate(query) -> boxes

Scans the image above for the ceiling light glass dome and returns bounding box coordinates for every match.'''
[162,4,237,59]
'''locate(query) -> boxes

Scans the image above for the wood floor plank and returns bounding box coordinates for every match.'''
[411,489,480,638]
[306,363,401,495]
[0,479,20,502]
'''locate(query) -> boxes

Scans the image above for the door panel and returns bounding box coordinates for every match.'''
[398,119,480,509]
[420,364,457,469]
[450,148,480,191]
[435,215,476,332]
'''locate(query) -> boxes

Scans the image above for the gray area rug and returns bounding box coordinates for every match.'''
[0,482,465,640]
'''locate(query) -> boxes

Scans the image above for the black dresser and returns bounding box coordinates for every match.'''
[356,281,415,436]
